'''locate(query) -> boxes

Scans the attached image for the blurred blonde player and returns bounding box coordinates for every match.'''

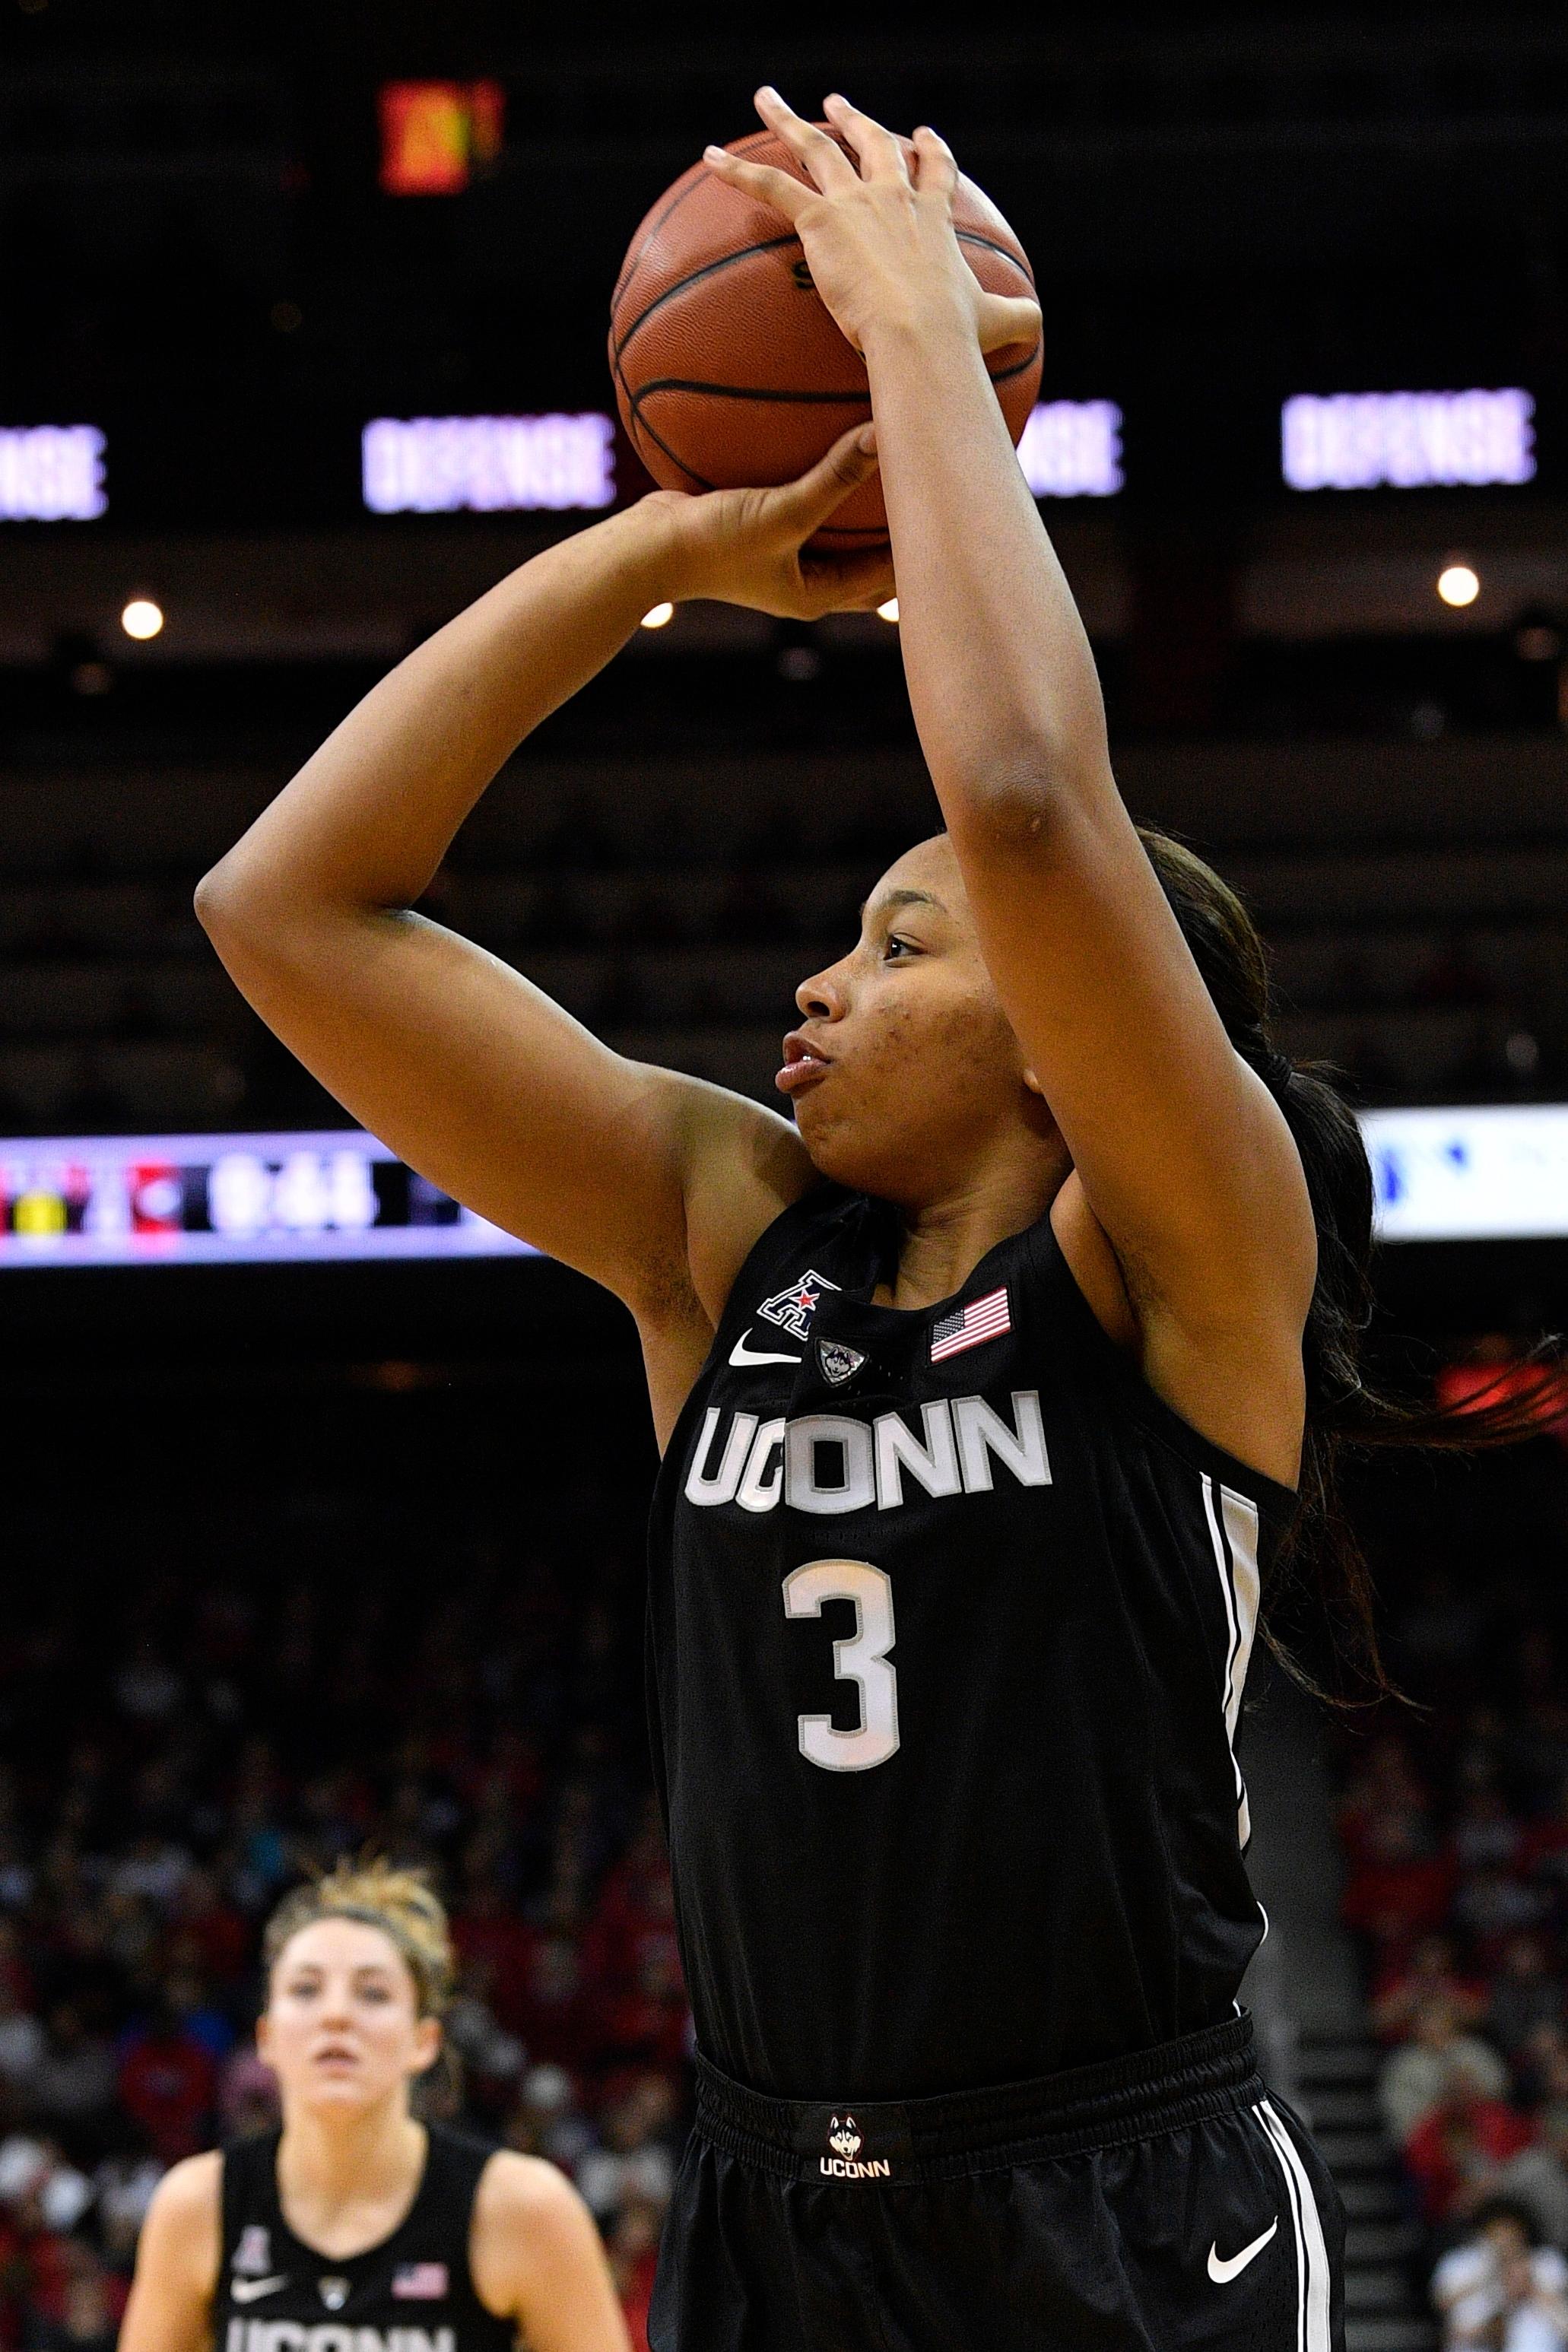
[120,1860,628,2352]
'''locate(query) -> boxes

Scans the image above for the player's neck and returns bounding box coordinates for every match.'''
[877,1161,1062,1312]
[278,2103,426,2228]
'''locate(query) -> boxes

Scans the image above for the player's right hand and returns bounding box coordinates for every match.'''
[645,424,895,620]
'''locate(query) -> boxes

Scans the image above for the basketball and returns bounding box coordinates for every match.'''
[608,128,1043,548]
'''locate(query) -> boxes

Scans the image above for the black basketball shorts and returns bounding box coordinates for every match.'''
[649,2014,1344,2351]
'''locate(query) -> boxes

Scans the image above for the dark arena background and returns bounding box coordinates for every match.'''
[2,5,1568,2349]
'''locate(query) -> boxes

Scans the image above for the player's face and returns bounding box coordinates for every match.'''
[256,1919,440,2120]
[782,833,1059,1201]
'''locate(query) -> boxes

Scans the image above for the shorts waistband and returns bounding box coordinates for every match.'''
[693,2012,1265,2183]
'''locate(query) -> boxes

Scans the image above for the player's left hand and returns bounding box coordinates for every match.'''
[703,89,1042,360]
[647,421,895,619]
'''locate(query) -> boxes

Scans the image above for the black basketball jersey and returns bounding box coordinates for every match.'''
[216,2125,514,2352]
[646,1182,1295,2103]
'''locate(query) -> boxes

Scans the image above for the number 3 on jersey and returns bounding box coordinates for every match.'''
[782,1559,900,1773]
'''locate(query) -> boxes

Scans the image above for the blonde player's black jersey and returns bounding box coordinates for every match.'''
[216,2126,514,2352]
[646,1182,1295,2103]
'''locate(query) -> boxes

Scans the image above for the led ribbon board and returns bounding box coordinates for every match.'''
[2,1108,1563,1265]
[1017,401,1124,498]
[362,414,617,514]
[0,426,106,521]
[0,1132,533,1265]
[1363,1104,1568,1242]
[1281,389,1536,491]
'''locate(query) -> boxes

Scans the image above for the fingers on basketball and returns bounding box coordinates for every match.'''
[821,94,909,182]
[777,427,880,528]
[912,126,960,199]
[754,87,858,192]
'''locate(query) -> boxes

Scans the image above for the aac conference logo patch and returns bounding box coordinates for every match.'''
[757,1270,838,1344]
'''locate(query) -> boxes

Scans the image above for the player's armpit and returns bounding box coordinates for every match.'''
[948,784,1316,1336]
[665,1071,817,1326]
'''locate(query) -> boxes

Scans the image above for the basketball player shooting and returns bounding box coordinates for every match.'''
[191,80,1473,2350]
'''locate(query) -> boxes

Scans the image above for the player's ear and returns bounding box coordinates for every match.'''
[1022,1065,1045,1096]
[254,2011,274,2065]
[410,2015,443,2078]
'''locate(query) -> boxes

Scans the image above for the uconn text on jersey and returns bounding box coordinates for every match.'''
[683,1390,1051,1515]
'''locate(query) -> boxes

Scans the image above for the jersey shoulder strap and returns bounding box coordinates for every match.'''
[416,2125,503,2319]
[710,1179,868,1344]
[219,2128,283,2268]
[418,2122,498,2230]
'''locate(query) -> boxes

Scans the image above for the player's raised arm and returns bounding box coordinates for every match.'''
[194,436,890,1418]
[706,92,1316,1395]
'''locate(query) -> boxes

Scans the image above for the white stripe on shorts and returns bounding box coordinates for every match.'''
[1254,2099,1332,2352]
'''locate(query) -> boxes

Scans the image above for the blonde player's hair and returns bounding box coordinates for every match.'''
[262,1858,455,2018]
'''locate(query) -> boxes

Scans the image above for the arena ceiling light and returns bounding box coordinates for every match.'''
[640,602,674,629]
[119,598,164,641]
[877,599,900,623]
[1437,563,1481,608]
[0,425,106,522]
[1281,389,1535,491]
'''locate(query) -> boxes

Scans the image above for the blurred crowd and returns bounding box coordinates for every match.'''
[1336,1396,1568,2347]
[0,1482,681,2352]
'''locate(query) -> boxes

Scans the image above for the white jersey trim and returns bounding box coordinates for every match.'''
[1201,1473,1261,1849]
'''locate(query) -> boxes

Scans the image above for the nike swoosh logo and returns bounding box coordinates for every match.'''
[231,2280,289,2304]
[728,1332,804,1368]
[1208,2218,1278,2283]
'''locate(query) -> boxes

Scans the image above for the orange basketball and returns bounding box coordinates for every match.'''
[608,128,1043,549]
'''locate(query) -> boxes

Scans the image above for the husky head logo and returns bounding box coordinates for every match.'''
[817,1338,865,1388]
[828,2114,862,2160]
[758,1269,839,1344]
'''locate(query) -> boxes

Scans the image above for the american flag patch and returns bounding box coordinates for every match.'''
[930,1285,1011,1362]
[392,2266,448,2300]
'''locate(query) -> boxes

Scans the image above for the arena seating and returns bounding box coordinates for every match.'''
[0,1442,677,2346]
[0,731,1563,1133]
[1333,1418,1568,2335]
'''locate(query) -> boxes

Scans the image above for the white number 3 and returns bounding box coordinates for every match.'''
[782,1559,900,1772]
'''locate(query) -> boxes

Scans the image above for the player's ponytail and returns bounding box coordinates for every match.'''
[1139,827,1565,1700]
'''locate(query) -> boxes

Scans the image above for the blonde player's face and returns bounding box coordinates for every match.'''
[257,1919,440,2119]
[784,833,1062,1202]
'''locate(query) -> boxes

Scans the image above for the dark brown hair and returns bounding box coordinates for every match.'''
[1140,826,1562,1700]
